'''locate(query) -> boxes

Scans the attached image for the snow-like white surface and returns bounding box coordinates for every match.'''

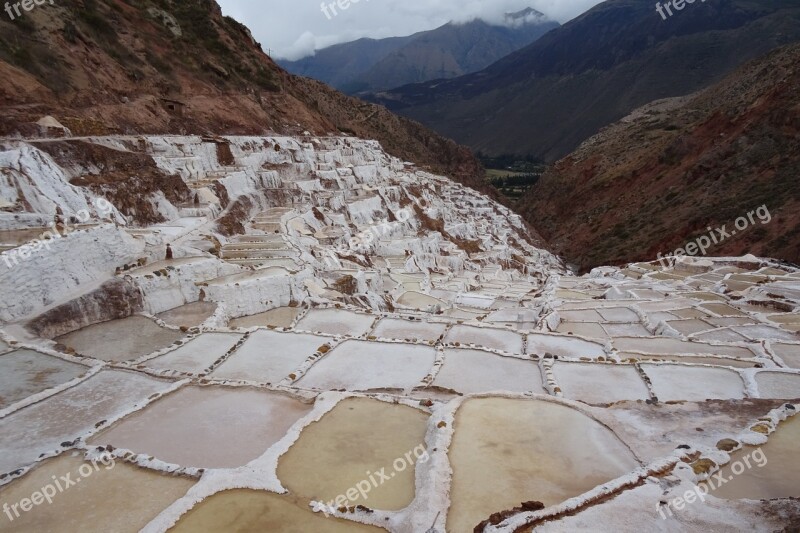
[211,330,326,383]
[433,349,545,394]
[145,333,243,374]
[0,370,173,473]
[642,364,746,402]
[294,308,375,337]
[554,362,650,404]
[371,318,448,342]
[296,340,436,391]
[526,333,607,358]
[444,325,524,354]
[0,349,89,409]
[3,134,800,532]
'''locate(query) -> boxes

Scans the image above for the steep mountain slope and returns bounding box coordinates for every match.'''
[279,9,558,94]
[371,0,800,162]
[276,35,416,93]
[0,0,488,194]
[518,43,800,271]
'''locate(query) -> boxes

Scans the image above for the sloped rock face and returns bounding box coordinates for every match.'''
[519,43,800,271]
[34,140,192,225]
[27,278,144,339]
[0,0,490,198]
[0,225,144,323]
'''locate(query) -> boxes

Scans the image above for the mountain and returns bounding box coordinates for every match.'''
[517,43,800,271]
[0,0,489,195]
[276,35,416,93]
[370,0,800,162]
[279,8,559,94]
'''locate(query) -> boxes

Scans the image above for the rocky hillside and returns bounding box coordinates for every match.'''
[371,0,800,162]
[280,8,559,94]
[0,0,489,194]
[518,43,800,271]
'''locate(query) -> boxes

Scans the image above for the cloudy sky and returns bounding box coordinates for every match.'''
[217,0,603,60]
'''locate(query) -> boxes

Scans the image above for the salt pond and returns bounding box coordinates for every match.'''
[708,415,800,500]
[447,398,639,532]
[296,340,435,391]
[554,363,650,404]
[89,386,312,469]
[277,397,429,511]
[294,309,375,336]
[56,316,184,362]
[0,350,89,409]
[0,453,194,533]
[170,490,386,532]
[229,307,302,329]
[145,333,243,374]
[211,330,325,383]
[0,370,172,473]
[433,349,545,395]
[156,302,218,328]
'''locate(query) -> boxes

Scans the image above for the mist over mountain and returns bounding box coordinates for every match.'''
[370,0,800,162]
[279,8,559,94]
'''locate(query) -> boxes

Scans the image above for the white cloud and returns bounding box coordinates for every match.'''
[217,0,602,60]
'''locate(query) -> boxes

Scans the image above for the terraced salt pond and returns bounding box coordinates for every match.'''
[0,453,194,532]
[0,350,89,408]
[277,397,429,511]
[156,302,218,328]
[447,398,639,532]
[433,349,545,394]
[228,307,302,329]
[294,309,375,336]
[171,490,386,532]
[755,372,800,399]
[89,386,311,469]
[56,316,185,362]
[526,333,606,358]
[6,136,800,531]
[296,340,435,391]
[397,291,444,310]
[554,363,650,404]
[444,325,523,353]
[771,343,800,368]
[613,337,756,359]
[212,330,324,383]
[641,364,746,401]
[708,415,800,500]
[145,333,243,374]
[0,370,172,473]
[371,317,447,342]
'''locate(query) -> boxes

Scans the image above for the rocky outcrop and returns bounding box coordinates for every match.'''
[27,278,144,339]
[0,0,488,197]
[519,43,800,271]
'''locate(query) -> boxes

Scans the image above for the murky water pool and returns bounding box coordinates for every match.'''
[277,397,429,511]
[90,386,312,469]
[56,316,184,362]
[447,398,639,532]
[170,490,386,532]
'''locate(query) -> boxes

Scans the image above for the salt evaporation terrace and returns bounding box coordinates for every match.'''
[0,135,799,532]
